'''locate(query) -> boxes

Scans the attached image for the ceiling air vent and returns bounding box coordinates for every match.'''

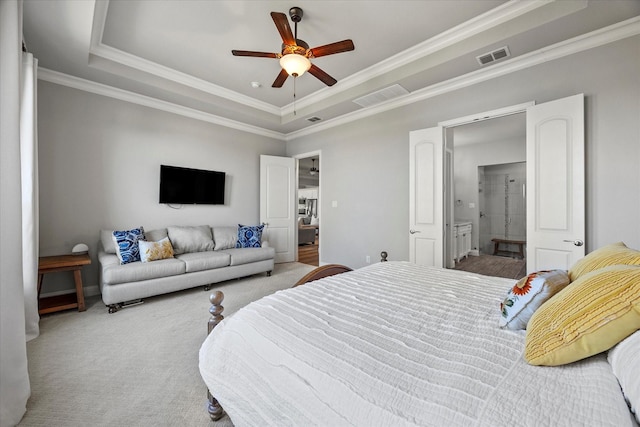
[306,116,322,123]
[476,46,510,66]
[353,84,409,108]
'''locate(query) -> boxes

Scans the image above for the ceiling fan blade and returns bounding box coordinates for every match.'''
[271,12,296,46]
[232,50,278,58]
[272,68,289,88]
[310,39,355,58]
[308,64,337,86]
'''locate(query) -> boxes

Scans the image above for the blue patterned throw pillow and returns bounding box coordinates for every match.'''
[236,224,264,248]
[112,227,145,264]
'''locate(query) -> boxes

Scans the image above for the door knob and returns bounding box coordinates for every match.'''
[563,239,584,246]
[409,229,421,234]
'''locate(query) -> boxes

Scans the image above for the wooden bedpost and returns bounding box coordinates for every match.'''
[208,291,224,334]
[207,291,225,420]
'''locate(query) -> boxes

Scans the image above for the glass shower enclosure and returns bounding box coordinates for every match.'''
[478,162,526,256]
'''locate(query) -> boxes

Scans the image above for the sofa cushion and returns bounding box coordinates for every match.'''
[101,255,186,285]
[167,225,214,254]
[100,229,118,254]
[212,226,238,251]
[175,252,231,273]
[225,247,276,266]
[144,228,169,242]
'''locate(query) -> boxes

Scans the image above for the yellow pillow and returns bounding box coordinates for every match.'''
[139,237,174,262]
[569,242,640,281]
[524,265,640,366]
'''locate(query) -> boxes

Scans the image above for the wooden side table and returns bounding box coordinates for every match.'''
[37,253,91,315]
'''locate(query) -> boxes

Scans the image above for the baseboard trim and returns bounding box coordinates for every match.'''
[470,250,480,257]
[40,285,101,299]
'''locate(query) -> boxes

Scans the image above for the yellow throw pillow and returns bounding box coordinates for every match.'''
[569,242,640,281]
[139,237,174,262]
[524,265,640,366]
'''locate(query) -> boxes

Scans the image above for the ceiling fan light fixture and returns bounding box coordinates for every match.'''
[280,53,311,77]
[309,158,319,175]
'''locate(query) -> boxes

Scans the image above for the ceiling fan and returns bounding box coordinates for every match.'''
[309,158,319,175]
[232,6,355,88]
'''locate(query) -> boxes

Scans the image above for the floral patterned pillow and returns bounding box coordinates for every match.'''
[139,237,174,263]
[499,269,570,330]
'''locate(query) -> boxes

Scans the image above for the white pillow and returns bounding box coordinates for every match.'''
[139,237,174,262]
[608,330,640,423]
[499,269,570,330]
[310,215,319,225]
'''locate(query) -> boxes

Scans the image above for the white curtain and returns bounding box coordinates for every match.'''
[21,51,40,341]
[0,0,33,425]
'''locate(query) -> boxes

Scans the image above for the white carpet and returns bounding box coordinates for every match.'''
[19,262,315,427]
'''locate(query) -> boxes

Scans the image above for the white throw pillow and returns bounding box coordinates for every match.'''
[608,330,640,423]
[310,215,319,225]
[499,269,570,330]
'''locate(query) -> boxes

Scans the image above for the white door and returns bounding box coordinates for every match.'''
[526,94,585,271]
[409,127,444,267]
[260,155,296,263]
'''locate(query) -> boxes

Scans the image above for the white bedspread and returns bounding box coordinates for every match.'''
[199,262,633,426]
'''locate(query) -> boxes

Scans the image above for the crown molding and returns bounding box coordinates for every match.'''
[91,0,555,119]
[90,0,281,116]
[37,68,286,141]
[39,16,639,142]
[282,0,554,116]
[285,16,640,141]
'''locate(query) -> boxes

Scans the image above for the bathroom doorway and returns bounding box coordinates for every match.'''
[448,113,527,278]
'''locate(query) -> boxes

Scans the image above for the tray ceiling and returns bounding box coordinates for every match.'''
[22,1,640,139]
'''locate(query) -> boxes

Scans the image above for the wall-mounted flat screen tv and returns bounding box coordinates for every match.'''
[159,164,225,205]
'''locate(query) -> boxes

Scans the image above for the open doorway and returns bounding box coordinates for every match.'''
[296,154,320,266]
[447,113,527,279]
[410,95,584,273]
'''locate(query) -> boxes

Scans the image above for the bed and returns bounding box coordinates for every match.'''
[199,255,640,426]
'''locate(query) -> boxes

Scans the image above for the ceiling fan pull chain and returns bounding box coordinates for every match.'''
[293,76,297,115]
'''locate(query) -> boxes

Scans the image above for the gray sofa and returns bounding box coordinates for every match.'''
[298,216,318,245]
[298,226,316,245]
[98,225,275,313]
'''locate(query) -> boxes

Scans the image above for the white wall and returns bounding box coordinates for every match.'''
[287,35,640,269]
[37,35,640,289]
[38,82,285,294]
